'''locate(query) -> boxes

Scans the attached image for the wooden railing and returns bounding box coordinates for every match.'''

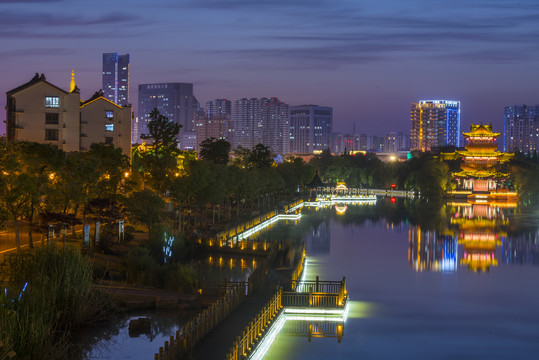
[196,280,248,297]
[292,278,343,294]
[207,199,304,248]
[284,199,303,213]
[153,201,310,359]
[154,287,245,360]
[285,277,347,308]
[210,210,279,247]
[226,289,283,360]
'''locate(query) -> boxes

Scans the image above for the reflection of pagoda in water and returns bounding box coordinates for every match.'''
[441,123,515,202]
[306,220,330,255]
[409,227,458,272]
[409,203,516,273]
[451,203,507,272]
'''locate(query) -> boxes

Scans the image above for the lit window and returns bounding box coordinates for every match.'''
[105,124,114,132]
[45,96,59,108]
[105,111,114,118]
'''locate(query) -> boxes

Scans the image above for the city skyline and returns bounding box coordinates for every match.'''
[1,0,539,138]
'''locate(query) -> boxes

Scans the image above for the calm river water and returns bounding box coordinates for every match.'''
[264,199,539,360]
[79,199,539,359]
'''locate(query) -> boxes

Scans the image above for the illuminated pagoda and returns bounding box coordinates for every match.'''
[442,123,515,201]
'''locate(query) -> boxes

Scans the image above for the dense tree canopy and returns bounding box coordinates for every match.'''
[199,137,231,165]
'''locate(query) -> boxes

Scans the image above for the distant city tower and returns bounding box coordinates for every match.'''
[102,53,130,106]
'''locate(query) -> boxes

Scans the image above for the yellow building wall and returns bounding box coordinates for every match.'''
[9,82,80,151]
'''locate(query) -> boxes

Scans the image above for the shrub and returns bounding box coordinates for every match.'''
[164,263,196,292]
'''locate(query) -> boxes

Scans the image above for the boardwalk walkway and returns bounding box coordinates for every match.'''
[189,262,292,360]
[189,288,273,360]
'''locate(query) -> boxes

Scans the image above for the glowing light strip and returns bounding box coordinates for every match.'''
[278,214,302,220]
[285,314,346,322]
[233,214,302,241]
[305,198,377,208]
[284,307,345,316]
[249,312,287,360]
[286,202,304,213]
[329,196,377,202]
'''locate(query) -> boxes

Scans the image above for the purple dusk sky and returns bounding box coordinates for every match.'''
[1,0,539,137]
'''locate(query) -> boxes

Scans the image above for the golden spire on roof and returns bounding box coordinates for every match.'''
[70,69,76,93]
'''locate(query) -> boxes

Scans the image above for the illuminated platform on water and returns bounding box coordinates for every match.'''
[248,301,350,360]
[248,257,349,360]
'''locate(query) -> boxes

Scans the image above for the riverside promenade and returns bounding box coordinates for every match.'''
[190,284,276,360]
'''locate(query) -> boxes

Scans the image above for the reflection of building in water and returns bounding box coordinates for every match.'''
[451,203,507,272]
[306,220,331,255]
[502,231,539,265]
[281,320,344,343]
[408,227,457,272]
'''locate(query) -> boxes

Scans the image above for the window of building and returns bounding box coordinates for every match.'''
[105,124,114,132]
[45,129,58,141]
[45,113,59,125]
[105,111,114,119]
[105,137,113,145]
[45,96,59,108]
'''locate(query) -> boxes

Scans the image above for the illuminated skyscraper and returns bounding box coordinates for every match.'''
[503,104,539,153]
[102,53,129,106]
[410,100,460,151]
[289,105,332,154]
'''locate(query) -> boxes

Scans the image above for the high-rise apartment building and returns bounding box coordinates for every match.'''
[102,53,130,106]
[232,97,289,154]
[206,99,232,118]
[261,97,289,155]
[289,105,332,154]
[233,98,260,150]
[359,134,369,151]
[383,132,408,152]
[410,100,460,151]
[137,83,195,146]
[503,104,539,153]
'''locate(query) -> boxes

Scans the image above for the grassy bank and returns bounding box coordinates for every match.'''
[0,245,110,360]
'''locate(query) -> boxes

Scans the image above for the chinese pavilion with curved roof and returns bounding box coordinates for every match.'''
[441,123,516,201]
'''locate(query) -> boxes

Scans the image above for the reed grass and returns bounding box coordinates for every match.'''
[0,245,110,359]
